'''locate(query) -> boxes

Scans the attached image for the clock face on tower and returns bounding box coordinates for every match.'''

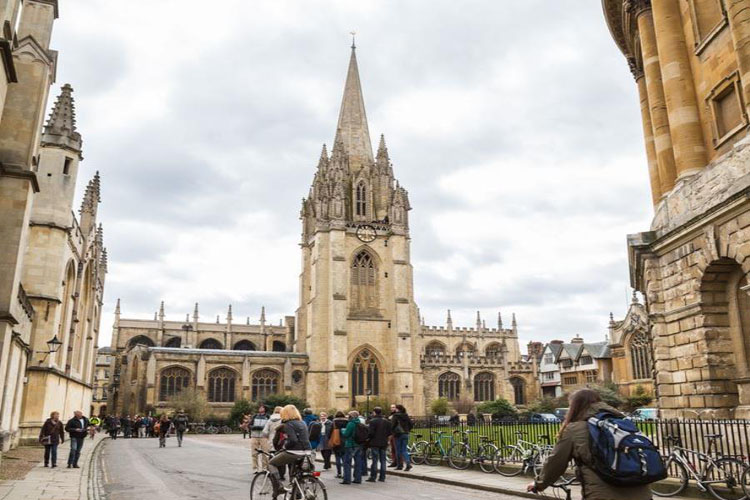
[356,224,377,243]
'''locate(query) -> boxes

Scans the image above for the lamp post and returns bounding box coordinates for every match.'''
[366,389,371,416]
[38,335,63,363]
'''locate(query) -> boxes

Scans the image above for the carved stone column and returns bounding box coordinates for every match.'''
[632,59,662,204]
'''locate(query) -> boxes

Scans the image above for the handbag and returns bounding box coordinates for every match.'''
[40,435,52,445]
[328,427,341,448]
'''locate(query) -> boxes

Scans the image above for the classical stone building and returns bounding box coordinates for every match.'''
[91,347,113,417]
[0,0,106,450]
[604,0,750,417]
[111,43,538,415]
[608,294,656,398]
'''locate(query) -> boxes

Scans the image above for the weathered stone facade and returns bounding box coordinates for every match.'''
[609,295,655,398]
[0,0,107,450]
[604,0,750,417]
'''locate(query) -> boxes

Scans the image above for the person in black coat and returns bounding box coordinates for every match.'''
[366,407,392,482]
[64,411,90,468]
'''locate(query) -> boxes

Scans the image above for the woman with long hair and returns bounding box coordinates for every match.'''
[267,405,311,499]
[528,389,652,500]
[390,404,413,471]
[39,411,64,468]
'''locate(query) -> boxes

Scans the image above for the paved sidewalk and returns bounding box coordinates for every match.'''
[0,434,105,500]
[388,463,704,500]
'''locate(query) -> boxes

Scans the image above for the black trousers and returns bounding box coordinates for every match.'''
[321,449,332,469]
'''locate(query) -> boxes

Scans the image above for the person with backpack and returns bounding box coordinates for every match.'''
[173,410,189,447]
[340,410,367,484]
[250,405,271,472]
[307,414,322,451]
[366,407,392,482]
[528,389,657,500]
[267,405,312,500]
[391,404,413,471]
[331,411,348,478]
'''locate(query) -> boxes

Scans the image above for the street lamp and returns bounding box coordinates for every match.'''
[38,335,63,363]
[366,389,372,416]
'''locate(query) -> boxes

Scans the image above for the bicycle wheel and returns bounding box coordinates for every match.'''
[291,476,327,500]
[221,425,232,434]
[651,457,688,497]
[411,441,428,465]
[494,446,523,477]
[741,462,750,499]
[195,426,206,434]
[250,472,274,500]
[207,426,218,434]
[477,444,498,473]
[424,443,442,466]
[448,443,472,470]
[705,457,747,500]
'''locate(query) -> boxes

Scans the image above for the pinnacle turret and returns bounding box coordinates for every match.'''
[42,84,82,153]
[80,171,100,215]
[100,247,108,274]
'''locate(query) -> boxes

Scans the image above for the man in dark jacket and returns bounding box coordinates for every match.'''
[173,411,189,447]
[64,410,90,468]
[366,407,392,482]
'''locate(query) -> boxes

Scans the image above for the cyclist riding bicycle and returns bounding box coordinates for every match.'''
[267,405,312,500]
[528,389,651,500]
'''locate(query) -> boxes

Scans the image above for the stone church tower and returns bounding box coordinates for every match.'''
[297,43,424,412]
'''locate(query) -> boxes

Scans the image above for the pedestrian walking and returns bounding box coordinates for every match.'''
[307,412,322,457]
[340,410,366,485]
[249,404,271,471]
[173,410,189,447]
[528,389,653,500]
[157,414,172,448]
[107,415,120,440]
[331,411,347,478]
[387,404,398,467]
[267,405,312,500]
[467,411,477,426]
[39,411,64,468]
[391,404,412,471]
[121,415,132,438]
[318,412,334,470]
[64,410,89,468]
[366,407,392,482]
[241,412,252,439]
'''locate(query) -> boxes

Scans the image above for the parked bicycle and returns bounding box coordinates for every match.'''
[412,430,462,467]
[448,430,499,473]
[250,449,327,500]
[651,434,746,500]
[494,430,546,477]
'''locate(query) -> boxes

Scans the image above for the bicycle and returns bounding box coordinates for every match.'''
[389,436,420,464]
[448,431,499,473]
[494,430,546,477]
[651,434,746,500]
[532,435,577,483]
[412,430,461,466]
[250,449,327,500]
[530,474,577,500]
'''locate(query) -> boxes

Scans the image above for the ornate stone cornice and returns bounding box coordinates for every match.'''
[625,0,651,18]
[628,56,644,81]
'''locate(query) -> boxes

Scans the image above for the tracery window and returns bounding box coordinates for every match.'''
[351,349,380,396]
[485,343,501,358]
[199,338,223,349]
[208,368,236,402]
[630,329,652,380]
[233,340,256,351]
[474,372,495,402]
[425,342,446,357]
[251,369,279,402]
[510,377,525,405]
[164,337,181,348]
[438,372,460,401]
[351,251,378,312]
[159,367,191,401]
[128,335,155,349]
[356,182,367,217]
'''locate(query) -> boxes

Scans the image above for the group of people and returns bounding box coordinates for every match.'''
[38,410,90,469]
[244,402,414,493]
[101,412,189,447]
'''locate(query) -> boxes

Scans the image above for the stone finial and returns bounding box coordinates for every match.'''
[376,134,390,167]
[260,306,266,324]
[632,290,639,304]
[246,316,250,325]
[318,144,329,170]
[193,303,199,323]
[80,171,101,215]
[100,247,108,274]
[476,311,482,330]
[216,315,220,324]
[42,83,82,152]
[159,301,165,319]
[446,309,453,328]
[227,304,233,322]
[498,311,503,329]
[114,298,121,317]
[185,313,189,322]
[511,313,517,330]
[609,312,615,325]
[153,312,157,321]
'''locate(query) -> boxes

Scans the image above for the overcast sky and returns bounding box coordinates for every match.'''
[50,1,651,351]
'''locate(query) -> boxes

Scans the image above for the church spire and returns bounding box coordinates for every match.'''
[333,42,373,168]
[42,84,82,153]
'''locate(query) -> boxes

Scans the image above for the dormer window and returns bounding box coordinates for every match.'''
[580,355,593,365]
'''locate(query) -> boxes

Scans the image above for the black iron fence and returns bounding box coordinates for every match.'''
[410,416,750,462]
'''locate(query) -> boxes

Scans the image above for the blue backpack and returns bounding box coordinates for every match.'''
[587,411,666,486]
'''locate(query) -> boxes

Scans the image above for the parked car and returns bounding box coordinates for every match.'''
[630,407,658,420]
[528,413,560,423]
[554,407,569,421]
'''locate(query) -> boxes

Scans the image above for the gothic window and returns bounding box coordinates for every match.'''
[272,341,286,352]
[579,355,593,365]
[252,369,279,402]
[356,181,367,217]
[199,338,223,349]
[164,337,181,348]
[159,367,191,401]
[425,342,446,357]
[485,343,501,358]
[456,342,475,357]
[351,349,380,397]
[560,358,573,369]
[208,368,236,402]
[510,377,525,406]
[474,372,495,402]
[629,329,652,380]
[128,335,155,349]
[438,372,460,401]
[351,250,378,313]
[233,340,256,351]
